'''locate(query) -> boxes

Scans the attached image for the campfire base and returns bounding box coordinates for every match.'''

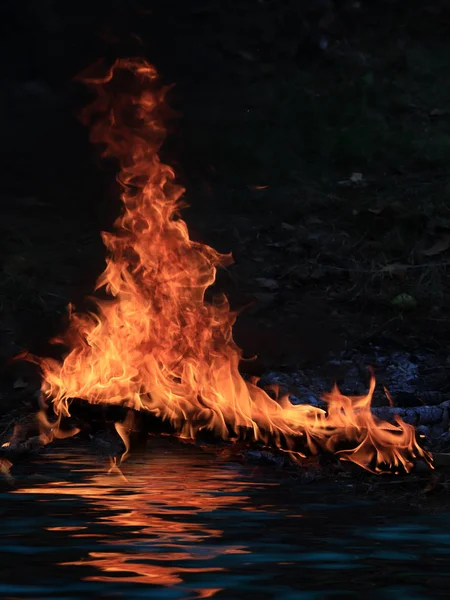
[0,394,438,477]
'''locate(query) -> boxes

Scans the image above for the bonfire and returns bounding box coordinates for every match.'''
[19,58,431,474]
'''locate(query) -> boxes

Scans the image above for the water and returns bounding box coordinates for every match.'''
[0,438,449,600]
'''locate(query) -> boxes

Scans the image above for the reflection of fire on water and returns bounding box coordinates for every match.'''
[15,450,265,595]
[22,58,431,473]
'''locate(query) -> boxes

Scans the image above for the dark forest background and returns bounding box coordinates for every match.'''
[1,0,450,399]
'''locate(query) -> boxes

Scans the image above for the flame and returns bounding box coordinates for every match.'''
[24,58,431,473]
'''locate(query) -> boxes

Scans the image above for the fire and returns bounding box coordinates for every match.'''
[24,58,431,473]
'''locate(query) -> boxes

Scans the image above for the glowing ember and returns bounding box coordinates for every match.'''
[24,58,431,473]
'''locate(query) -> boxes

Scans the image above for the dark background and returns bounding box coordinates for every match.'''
[1,0,450,388]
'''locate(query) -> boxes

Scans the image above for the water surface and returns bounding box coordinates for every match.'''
[0,438,449,599]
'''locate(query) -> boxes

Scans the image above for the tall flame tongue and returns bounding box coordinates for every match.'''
[31,59,430,473]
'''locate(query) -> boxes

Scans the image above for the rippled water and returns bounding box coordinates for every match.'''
[0,438,449,599]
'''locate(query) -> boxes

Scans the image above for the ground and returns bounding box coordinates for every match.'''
[1,1,450,446]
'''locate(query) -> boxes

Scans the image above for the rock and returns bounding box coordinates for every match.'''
[254,277,279,291]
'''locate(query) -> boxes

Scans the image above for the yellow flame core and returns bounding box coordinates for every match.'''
[29,59,431,473]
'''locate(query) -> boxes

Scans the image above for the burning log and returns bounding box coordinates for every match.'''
[2,384,446,475]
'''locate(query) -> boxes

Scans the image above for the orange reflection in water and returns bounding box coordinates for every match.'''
[66,551,224,585]
[16,445,272,597]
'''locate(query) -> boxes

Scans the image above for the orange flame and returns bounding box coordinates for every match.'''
[25,58,431,473]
